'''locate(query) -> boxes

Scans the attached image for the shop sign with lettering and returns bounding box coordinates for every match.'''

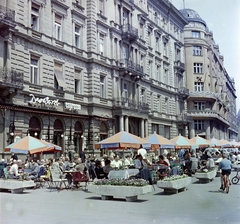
[28,94,60,107]
[64,102,81,111]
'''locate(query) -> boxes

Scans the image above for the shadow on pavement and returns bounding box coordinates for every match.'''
[208,190,223,194]
[85,196,147,203]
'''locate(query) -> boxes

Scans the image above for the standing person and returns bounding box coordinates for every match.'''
[80,148,86,163]
[10,153,18,162]
[218,154,232,190]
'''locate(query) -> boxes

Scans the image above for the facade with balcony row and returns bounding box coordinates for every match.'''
[0,1,237,158]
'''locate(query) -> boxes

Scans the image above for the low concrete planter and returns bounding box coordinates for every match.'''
[157,177,192,194]
[0,179,35,193]
[195,169,217,183]
[88,184,152,202]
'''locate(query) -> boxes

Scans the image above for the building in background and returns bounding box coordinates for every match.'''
[0,0,188,158]
[180,8,238,140]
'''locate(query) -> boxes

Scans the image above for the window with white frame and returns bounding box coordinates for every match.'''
[30,55,39,84]
[54,14,62,40]
[140,54,144,72]
[156,37,160,52]
[157,95,161,112]
[75,25,81,48]
[31,3,39,31]
[164,67,168,84]
[193,46,202,56]
[54,62,65,90]
[140,88,145,103]
[99,0,104,15]
[194,101,205,110]
[165,98,169,114]
[99,33,104,55]
[156,65,160,81]
[139,23,144,39]
[194,82,204,92]
[123,82,128,99]
[194,120,204,130]
[194,63,203,73]
[176,48,181,61]
[163,42,167,56]
[148,61,152,77]
[192,31,200,38]
[100,75,105,97]
[74,69,81,94]
[154,12,158,24]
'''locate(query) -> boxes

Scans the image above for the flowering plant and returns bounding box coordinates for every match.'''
[196,167,215,173]
[93,178,149,187]
[160,174,188,182]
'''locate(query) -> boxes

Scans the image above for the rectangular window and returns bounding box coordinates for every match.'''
[194,82,204,92]
[194,102,205,110]
[176,48,181,61]
[156,65,160,81]
[163,42,167,56]
[75,25,81,48]
[193,46,202,56]
[55,14,62,40]
[99,33,104,55]
[148,31,151,46]
[74,69,81,94]
[31,3,39,31]
[155,37,160,52]
[100,75,105,97]
[54,63,65,90]
[164,68,168,84]
[194,63,203,73]
[194,120,204,130]
[140,89,145,103]
[157,96,161,112]
[165,98,169,114]
[30,56,38,84]
[192,31,200,38]
[123,83,128,99]
[148,61,152,77]
[99,0,104,15]
[139,23,144,39]
[140,54,144,72]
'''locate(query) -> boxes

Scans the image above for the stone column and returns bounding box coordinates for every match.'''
[205,120,210,139]
[120,115,124,131]
[141,119,144,138]
[124,116,129,132]
[190,121,195,138]
[145,119,148,137]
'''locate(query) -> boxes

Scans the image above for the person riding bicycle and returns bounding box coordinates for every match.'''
[218,153,232,190]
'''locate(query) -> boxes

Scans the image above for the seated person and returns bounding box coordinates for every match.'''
[0,159,7,178]
[103,159,112,178]
[157,155,170,179]
[28,160,40,180]
[94,160,105,179]
[134,154,147,170]
[111,155,122,169]
[8,160,20,178]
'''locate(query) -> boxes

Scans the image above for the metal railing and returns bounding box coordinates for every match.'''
[121,59,143,74]
[113,97,149,111]
[122,23,138,39]
[0,5,15,22]
[0,67,24,88]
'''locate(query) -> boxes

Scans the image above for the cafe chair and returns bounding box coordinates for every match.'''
[48,168,68,192]
[72,171,89,191]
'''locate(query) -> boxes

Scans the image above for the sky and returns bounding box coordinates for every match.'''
[171,0,240,111]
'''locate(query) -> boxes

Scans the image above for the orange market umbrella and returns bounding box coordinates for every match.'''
[170,135,193,149]
[4,136,62,154]
[208,137,221,147]
[145,133,175,149]
[190,135,209,148]
[219,139,231,148]
[95,131,150,149]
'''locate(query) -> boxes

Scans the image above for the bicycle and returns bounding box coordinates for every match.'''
[231,168,240,185]
[222,174,230,194]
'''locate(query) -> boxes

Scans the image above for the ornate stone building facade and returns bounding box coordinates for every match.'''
[0,0,188,157]
[180,9,238,140]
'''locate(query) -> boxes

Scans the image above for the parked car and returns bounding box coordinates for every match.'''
[203,148,220,157]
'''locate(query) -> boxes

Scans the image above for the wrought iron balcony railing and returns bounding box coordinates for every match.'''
[113,97,149,112]
[0,67,24,88]
[120,59,143,75]
[122,23,138,41]
[0,5,15,22]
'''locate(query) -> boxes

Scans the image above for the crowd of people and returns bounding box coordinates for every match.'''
[0,147,239,191]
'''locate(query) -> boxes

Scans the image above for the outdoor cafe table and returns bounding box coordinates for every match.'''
[108,169,139,179]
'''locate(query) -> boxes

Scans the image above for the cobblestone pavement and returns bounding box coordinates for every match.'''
[1,172,240,224]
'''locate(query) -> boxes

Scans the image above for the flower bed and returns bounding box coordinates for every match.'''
[157,175,192,194]
[88,178,152,202]
[195,168,217,183]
